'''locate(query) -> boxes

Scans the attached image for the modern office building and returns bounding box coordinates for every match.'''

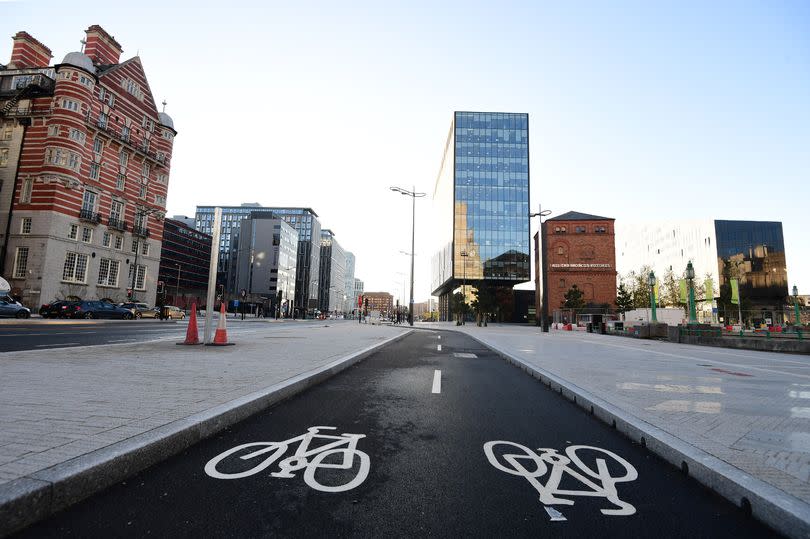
[157,218,211,309]
[430,111,530,321]
[317,229,346,314]
[1,26,176,307]
[195,204,321,313]
[343,251,355,313]
[535,211,617,320]
[233,214,297,316]
[616,219,789,322]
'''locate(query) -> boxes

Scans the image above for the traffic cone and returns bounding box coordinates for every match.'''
[177,302,200,345]
[209,301,235,346]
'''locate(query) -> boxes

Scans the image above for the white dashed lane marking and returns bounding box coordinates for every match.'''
[432,370,442,394]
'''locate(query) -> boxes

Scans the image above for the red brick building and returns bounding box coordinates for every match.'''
[535,211,616,320]
[0,26,176,307]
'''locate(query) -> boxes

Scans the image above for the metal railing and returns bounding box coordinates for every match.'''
[107,217,127,231]
[84,112,168,168]
[79,208,101,223]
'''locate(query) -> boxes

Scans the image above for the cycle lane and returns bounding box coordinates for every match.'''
[15,330,773,537]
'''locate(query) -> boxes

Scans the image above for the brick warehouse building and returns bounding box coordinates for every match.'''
[0,26,176,307]
[535,211,617,322]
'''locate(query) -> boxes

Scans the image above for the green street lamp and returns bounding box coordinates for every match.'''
[648,271,657,323]
[685,261,697,324]
[794,285,801,326]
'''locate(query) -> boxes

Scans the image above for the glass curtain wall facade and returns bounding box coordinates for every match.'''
[431,111,530,319]
[715,220,788,311]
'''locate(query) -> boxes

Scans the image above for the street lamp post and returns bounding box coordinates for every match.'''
[794,285,801,326]
[390,186,425,326]
[686,261,697,324]
[460,250,474,325]
[130,206,163,302]
[530,205,552,332]
[648,271,657,323]
[175,264,181,307]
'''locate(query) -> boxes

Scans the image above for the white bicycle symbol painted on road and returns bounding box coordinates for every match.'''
[205,426,370,493]
[484,441,638,521]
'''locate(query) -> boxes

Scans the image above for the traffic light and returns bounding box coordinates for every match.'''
[216,284,224,300]
[157,281,165,294]
[357,295,363,308]
[127,289,133,299]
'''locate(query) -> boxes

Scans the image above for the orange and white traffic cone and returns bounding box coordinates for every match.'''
[209,301,234,346]
[177,302,200,345]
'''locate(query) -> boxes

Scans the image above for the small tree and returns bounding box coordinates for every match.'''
[472,284,497,326]
[562,285,586,309]
[615,283,633,319]
[450,291,468,325]
[659,268,681,307]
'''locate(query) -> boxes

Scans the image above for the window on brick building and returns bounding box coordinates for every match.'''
[89,162,100,180]
[62,252,88,283]
[559,279,566,288]
[557,246,564,255]
[0,148,8,167]
[13,247,29,278]
[68,224,78,240]
[20,217,31,234]
[575,226,586,233]
[20,179,33,203]
[595,226,607,233]
[93,137,103,155]
[61,99,79,112]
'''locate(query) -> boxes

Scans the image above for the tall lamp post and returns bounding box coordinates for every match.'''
[530,205,552,332]
[174,264,181,307]
[685,261,697,324]
[130,206,163,302]
[390,186,425,326]
[648,271,657,323]
[794,285,801,326]
[460,249,474,324]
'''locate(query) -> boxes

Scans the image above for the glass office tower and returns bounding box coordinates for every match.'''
[431,111,530,320]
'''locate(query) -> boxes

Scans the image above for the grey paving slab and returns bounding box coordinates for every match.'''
[432,322,810,537]
[0,322,406,488]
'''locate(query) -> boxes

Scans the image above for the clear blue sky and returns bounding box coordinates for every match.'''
[3,0,809,299]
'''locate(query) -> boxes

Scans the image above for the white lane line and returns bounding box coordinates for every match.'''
[35,342,81,347]
[432,370,442,394]
[437,344,442,351]
[107,339,135,343]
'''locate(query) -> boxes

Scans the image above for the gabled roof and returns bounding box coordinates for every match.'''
[547,211,614,222]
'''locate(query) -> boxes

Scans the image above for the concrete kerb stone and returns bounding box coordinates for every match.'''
[0,329,412,537]
[441,327,810,539]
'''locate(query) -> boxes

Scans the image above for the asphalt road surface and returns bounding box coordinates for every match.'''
[16,330,773,538]
[0,318,315,352]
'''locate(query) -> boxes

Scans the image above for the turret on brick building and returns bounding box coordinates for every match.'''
[0,25,176,307]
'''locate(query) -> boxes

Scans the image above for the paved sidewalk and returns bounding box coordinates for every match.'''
[0,322,405,487]
[433,322,810,532]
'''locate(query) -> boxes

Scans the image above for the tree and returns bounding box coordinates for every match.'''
[659,268,681,307]
[450,291,468,325]
[471,284,497,326]
[615,283,633,318]
[562,285,586,309]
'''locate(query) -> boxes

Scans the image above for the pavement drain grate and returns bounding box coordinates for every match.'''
[453,352,478,358]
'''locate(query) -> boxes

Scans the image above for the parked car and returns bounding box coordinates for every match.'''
[0,299,30,318]
[120,302,158,319]
[163,305,185,320]
[42,300,80,318]
[70,301,134,320]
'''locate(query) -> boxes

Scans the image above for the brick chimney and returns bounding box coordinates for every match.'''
[8,31,52,68]
[84,25,123,66]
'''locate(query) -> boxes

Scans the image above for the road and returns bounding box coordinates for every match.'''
[0,318,318,352]
[15,330,772,537]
